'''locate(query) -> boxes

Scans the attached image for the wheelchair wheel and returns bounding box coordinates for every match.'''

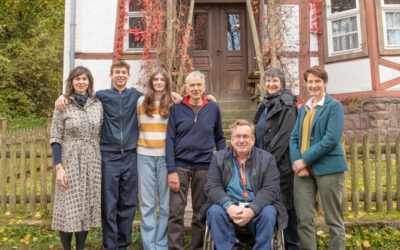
[203,224,215,250]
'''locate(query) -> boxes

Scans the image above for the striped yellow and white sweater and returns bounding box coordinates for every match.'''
[136,96,168,156]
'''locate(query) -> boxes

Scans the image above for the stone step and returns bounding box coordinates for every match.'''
[221,109,256,120]
[218,100,259,110]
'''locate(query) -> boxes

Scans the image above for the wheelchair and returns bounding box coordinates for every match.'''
[203,222,285,250]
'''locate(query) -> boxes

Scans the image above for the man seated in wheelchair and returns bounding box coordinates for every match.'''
[203,120,288,249]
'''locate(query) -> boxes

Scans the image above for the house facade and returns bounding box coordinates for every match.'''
[63,0,400,138]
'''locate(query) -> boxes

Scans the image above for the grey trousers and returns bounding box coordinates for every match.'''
[294,171,345,250]
[168,168,208,250]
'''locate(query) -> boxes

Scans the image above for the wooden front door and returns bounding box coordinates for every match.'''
[191,4,249,100]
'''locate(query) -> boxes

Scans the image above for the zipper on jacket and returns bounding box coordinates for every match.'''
[119,91,124,154]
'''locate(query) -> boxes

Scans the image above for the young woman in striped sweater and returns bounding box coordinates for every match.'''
[137,67,172,250]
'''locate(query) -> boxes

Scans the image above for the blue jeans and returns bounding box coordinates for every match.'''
[207,204,277,250]
[138,155,169,250]
[101,150,138,250]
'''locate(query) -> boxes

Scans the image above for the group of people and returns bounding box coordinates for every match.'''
[50,60,347,250]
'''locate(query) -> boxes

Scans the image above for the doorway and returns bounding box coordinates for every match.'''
[190,4,251,100]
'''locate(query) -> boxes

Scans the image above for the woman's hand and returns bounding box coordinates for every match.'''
[292,159,307,176]
[296,168,310,177]
[56,164,68,188]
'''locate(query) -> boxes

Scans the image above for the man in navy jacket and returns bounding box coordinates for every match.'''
[166,71,226,250]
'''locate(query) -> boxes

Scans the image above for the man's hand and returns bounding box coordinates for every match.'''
[205,94,217,102]
[292,159,307,175]
[56,164,68,188]
[226,204,244,221]
[55,95,68,112]
[171,92,183,104]
[168,172,180,192]
[234,208,255,227]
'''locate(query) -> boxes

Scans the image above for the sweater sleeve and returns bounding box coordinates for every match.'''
[289,107,303,163]
[51,143,62,165]
[214,105,226,150]
[165,106,177,174]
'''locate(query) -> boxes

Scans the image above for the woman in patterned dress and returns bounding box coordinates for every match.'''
[50,66,103,250]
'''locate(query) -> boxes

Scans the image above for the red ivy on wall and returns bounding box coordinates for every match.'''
[310,0,323,34]
[115,0,129,61]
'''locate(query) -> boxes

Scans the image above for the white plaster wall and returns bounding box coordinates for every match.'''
[75,0,117,53]
[74,59,144,91]
[281,5,300,52]
[379,64,400,83]
[325,59,372,94]
[281,57,299,95]
[63,0,71,86]
[382,56,400,64]
[63,0,118,92]
[310,57,319,67]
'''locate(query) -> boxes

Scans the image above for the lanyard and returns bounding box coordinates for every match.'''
[238,160,249,202]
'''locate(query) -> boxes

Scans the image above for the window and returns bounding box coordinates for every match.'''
[381,0,400,48]
[325,0,363,57]
[124,0,145,53]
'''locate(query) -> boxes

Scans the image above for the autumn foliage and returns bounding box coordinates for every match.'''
[116,0,195,89]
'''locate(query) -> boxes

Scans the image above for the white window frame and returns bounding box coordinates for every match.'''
[325,0,363,56]
[381,0,400,49]
[123,2,145,53]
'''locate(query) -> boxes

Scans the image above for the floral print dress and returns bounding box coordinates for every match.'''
[50,97,103,232]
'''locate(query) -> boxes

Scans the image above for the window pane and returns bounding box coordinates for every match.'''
[129,0,142,12]
[331,16,359,52]
[194,13,208,50]
[227,14,240,51]
[384,0,400,4]
[386,12,400,45]
[331,0,356,14]
[128,17,144,49]
[386,12,400,28]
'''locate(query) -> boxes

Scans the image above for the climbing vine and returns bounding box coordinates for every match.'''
[310,0,323,34]
[116,0,194,90]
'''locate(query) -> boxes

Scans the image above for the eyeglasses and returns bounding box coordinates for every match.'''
[231,134,252,140]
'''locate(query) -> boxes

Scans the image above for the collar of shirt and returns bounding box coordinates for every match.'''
[305,94,326,111]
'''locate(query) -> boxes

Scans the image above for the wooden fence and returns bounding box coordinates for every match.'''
[0,119,54,214]
[0,117,399,215]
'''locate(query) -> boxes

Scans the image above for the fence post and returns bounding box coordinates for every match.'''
[375,132,383,212]
[396,133,400,212]
[363,133,371,212]
[20,138,27,211]
[0,118,6,138]
[29,137,37,212]
[385,134,393,211]
[40,138,47,210]
[341,135,348,212]
[9,136,17,214]
[350,135,359,214]
[0,144,6,213]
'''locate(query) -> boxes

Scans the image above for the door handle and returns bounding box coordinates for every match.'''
[216,49,222,55]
